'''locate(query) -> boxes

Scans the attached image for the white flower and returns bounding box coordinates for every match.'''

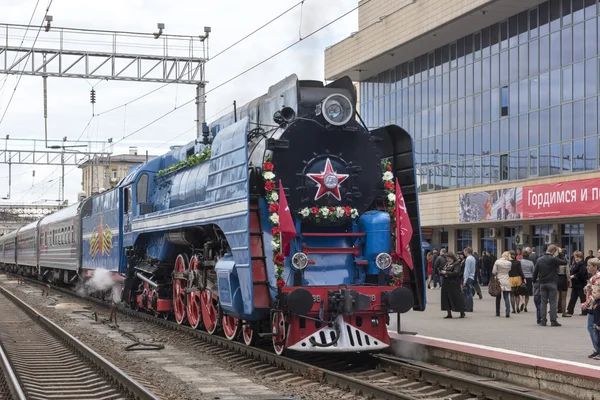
[270,192,279,202]
[271,240,280,250]
[387,193,396,203]
[263,171,275,180]
[382,171,394,181]
[320,207,330,216]
[299,208,310,217]
[336,207,345,218]
[269,214,279,224]
[350,208,358,219]
[392,264,402,275]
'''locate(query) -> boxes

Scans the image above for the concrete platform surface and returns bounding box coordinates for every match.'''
[387,287,600,366]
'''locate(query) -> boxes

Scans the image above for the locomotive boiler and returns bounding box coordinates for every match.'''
[0,74,426,355]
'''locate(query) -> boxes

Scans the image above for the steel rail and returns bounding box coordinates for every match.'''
[15,277,558,400]
[0,285,160,400]
[0,342,26,400]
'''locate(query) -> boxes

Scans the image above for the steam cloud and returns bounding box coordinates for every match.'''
[76,268,121,303]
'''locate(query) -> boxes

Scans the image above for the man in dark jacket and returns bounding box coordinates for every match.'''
[472,252,483,299]
[525,247,538,265]
[532,244,568,326]
[434,249,447,287]
[567,250,588,315]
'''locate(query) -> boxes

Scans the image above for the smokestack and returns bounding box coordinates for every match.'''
[129,146,138,155]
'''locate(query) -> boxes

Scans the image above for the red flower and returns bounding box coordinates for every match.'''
[384,181,394,190]
[328,206,335,212]
[271,227,280,236]
[269,203,279,213]
[343,206,351,217]
[274,254,285,265]
[391,252,402,263]
[394,279,403,286]
[387,164,392,171]
[311,207,319,215]
[276,278,286,288]
[265,181,275,191]
[263,161,274,171]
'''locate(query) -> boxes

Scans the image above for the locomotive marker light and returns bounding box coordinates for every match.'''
[315,94,353,126]
[375,252,392,270]
[291,252,309,270]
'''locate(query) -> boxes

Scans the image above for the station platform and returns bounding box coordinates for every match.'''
[388,286,599,365]
[386,288,600,399]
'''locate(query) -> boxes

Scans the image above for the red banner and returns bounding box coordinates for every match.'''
[522,177,600,219]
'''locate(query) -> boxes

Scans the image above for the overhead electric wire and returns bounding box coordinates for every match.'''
[94,0,305,118]
[0,0,53,128]
[108,0,370,149]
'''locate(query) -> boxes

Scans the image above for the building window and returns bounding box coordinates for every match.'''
[480,228,498,258]
[532,224,553,255]
[500,86,509,116]
[504,226,522,252]
[112,170,117,179]
[500,154,509,180]
[456,229,472,252]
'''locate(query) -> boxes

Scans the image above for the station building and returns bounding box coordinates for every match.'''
[325,0,600,257]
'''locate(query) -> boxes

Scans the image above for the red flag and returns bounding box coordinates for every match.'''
[278,180,297,256]
[395,178,414,270]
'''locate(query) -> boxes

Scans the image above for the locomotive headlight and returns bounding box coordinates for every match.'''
[375,252,392,270]
[316,94,353,126]
[291,252,309,270]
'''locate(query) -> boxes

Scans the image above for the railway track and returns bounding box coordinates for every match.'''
[0,284,159,400]
[5,275,559,400]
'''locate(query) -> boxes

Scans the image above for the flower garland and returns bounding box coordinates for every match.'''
[382,159,403,286]
[263,157,286,289]
[156,148,211,177]
[298,205,358,222]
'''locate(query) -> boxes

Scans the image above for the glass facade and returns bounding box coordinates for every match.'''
[532,224,554,254]
[360,0,600,192]
[480,228,499,257]
[456,228,473,252]
[561,222,585,257]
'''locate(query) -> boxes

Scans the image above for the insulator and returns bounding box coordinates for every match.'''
[90,89,96,104]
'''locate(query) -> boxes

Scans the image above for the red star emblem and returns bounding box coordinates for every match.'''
[306,158,349,201]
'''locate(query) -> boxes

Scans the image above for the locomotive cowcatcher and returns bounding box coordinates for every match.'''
[0,74,427,355]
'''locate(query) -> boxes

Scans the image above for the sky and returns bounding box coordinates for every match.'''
[0,0,357,205]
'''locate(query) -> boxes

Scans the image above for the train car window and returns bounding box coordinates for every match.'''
[124,187,130,213]
[136,174,148,203]
[71,226,74,243]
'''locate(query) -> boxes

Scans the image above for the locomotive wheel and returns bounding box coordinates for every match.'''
[222,315,240,341]
[186,256,203,329]
[242,320,257,347]
[201,289,219,335]
[173,254,189,325]
[272,312,287,356]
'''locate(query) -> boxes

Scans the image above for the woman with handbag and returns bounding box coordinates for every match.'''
[440,252,467,319]
[492,251,513,317]
[508,250,526,314]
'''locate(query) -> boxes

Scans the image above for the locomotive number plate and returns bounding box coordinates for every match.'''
[312,295,321,303]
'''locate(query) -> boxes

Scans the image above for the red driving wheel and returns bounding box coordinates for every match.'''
[201,288,219,334]
[173,254,188,325]
[186,256,202,329]
[242,320,257,346]
[222,315,240,341]
[272,312,287,356]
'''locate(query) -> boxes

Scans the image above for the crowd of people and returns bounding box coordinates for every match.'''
[425,245,600,361]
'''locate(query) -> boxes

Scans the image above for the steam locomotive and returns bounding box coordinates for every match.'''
[0,74,426,354]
